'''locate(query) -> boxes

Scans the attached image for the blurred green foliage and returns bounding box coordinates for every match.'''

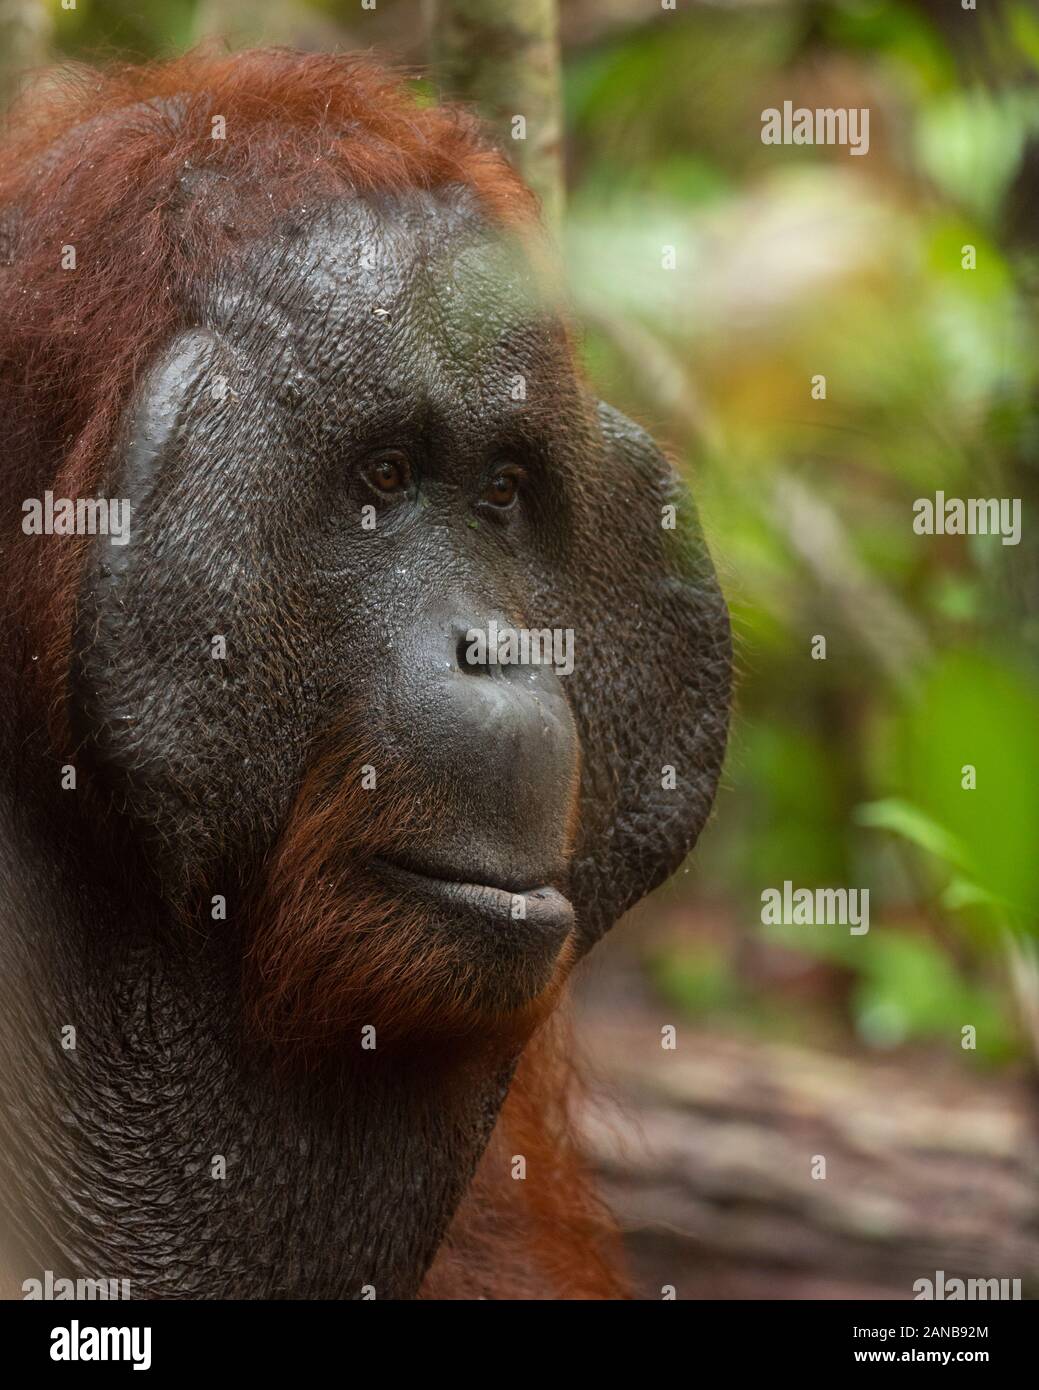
[46,0,1039,1065]
[49,0,200,57]
[562,1,1039,1064]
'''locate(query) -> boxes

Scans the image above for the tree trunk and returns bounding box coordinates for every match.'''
[427,0,564,235]
[578,1010,1039,1300]
[0,0,51,111]
[194,0,300,46]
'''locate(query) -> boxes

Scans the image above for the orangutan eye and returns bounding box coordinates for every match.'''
[482,466,524,510]
[363,451,411,496]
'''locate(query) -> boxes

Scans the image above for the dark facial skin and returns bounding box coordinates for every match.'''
[75,190,588,1001]
[0,185,730,1296]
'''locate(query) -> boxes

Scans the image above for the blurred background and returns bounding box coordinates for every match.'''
[6,0,1037,1299]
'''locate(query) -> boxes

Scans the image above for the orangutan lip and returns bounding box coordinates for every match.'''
[371,859,575,930]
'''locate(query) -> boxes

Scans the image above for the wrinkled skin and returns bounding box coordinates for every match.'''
[0,185,730,1297]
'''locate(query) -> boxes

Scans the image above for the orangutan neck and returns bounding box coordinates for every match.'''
[0,787,509,1298]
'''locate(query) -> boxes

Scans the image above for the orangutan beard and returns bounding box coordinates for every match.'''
[244,723,577,1058]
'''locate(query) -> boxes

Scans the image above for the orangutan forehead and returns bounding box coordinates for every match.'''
[200,190,558,370]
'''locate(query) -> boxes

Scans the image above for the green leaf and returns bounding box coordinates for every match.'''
[852,933,1017,1059]
[898,652,1039,923]
[855,797,972,872]
[941,877,1008,913]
